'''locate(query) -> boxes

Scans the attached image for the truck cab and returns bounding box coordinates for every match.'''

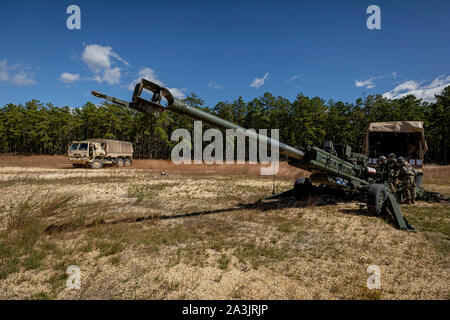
[68,141,105,166]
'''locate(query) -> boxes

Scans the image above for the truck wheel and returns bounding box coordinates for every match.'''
[124,158,132,167]
[116,158,124,167]
[90,159,103,169]
[367,184,387,216]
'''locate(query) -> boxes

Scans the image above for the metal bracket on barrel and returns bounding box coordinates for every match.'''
[132,79,175,112]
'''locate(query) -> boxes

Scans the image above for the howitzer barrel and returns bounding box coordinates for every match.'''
[93,79,305,161]
[167,97,305,160]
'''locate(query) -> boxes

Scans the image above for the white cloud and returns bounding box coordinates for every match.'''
[11,72,36,86]
[81,44,129,85]
[128,67,163,91]
[0,59,36,86]
[382,75,450,102]
[59,72,80,84]
[102,67,121,85]
[208,80,223,89]
[82,45,112,71]
[355,73,399,89]
[0,60,9,82]
[250,72,269,89]
[285,75,300,82]
[167,87,187,99]
[82,44,129,71]
[127,67,186,99]
[355,78,375,89]
[0,70,8,82]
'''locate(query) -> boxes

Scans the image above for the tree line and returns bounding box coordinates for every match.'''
[0,87,449,164]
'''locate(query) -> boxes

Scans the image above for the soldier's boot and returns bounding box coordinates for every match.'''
[411,198,415,204]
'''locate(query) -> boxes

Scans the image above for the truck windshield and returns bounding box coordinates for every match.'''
[69,143,79,151]
[78,143,88,151]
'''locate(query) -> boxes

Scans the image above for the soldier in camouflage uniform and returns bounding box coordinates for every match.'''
[385,153,398,192]
[376,155,388,183]
[397,159,416,204]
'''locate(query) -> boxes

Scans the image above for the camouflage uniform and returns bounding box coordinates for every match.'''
[385,154,398,193]
[397,160,416,204]
[376,156,388,183]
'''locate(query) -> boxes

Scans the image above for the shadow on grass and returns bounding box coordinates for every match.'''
[44,189,360,234]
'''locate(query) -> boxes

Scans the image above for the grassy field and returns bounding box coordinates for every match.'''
[0,155,448,299]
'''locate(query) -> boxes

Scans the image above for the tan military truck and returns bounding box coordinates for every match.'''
[363,121,428,186]
[67,139,133,169]
[363,121,427,167]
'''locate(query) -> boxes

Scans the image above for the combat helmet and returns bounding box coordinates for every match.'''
[397,157,405,165]
[378,155,387,163]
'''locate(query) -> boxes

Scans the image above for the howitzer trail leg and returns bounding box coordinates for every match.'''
[386,193,416,231]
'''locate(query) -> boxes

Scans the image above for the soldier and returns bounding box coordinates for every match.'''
[376,155,388,182]
[397,159,416,204]
[395,156,405,173]
[378,155,387,166]
[385,153,398,192]
[387,153,397,171]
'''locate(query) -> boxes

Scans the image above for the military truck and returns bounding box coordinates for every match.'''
[67,139,133,169]
[363,121,427,167]
[363,121,428,187]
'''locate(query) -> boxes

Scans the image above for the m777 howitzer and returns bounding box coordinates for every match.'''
[92,79,444,231]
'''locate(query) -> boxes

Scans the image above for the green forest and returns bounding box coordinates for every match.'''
[0,87,449,164]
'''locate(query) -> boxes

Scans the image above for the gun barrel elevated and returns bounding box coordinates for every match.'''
[93,79,305,161]
[168,97,304,160]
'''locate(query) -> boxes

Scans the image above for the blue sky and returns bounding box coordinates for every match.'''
[0,0,449,108]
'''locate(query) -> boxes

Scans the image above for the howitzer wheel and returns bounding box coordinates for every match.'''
[293,178,312,193]
[294,177,311,189]
[367,184,388,216]
[293,178,314,199]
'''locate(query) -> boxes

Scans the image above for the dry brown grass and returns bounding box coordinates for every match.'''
[0,155,70,168]
[0,155,308,179]
[0,156,448,300]
[423,165,450,185]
